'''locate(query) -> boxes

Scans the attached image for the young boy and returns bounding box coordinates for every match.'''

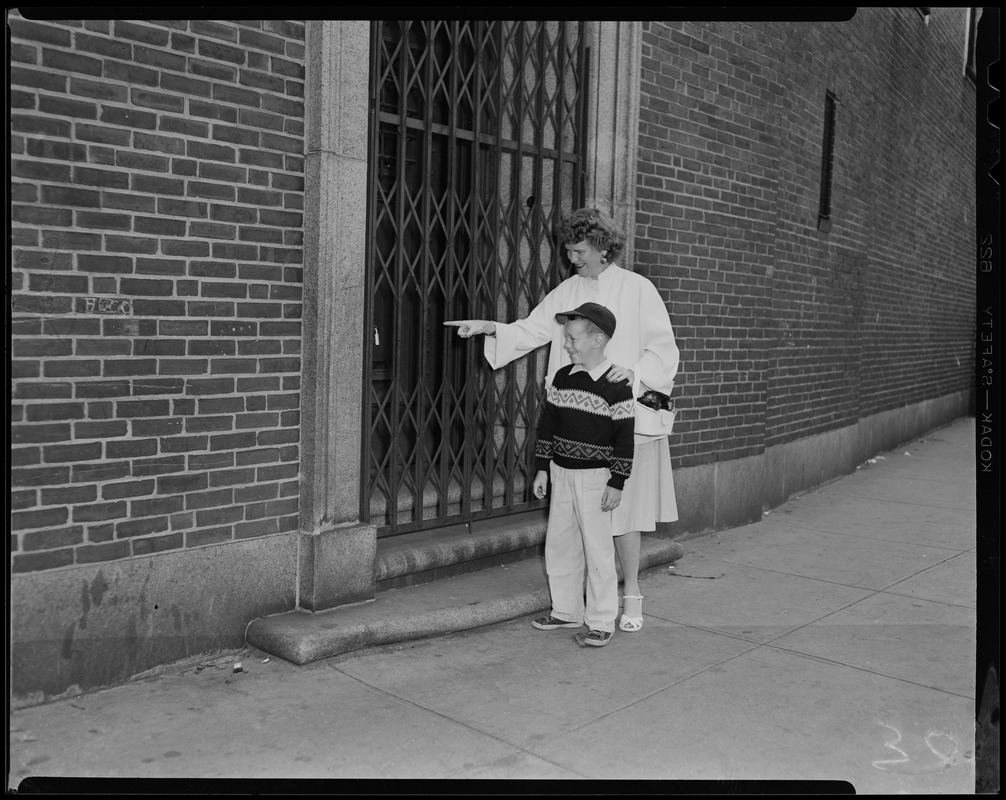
[530,302,635,647]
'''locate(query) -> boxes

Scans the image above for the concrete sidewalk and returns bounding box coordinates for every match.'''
[9,418,979,792]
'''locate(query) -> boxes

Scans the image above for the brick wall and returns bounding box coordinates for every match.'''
[636,8,976,466]
[635,18,777,468]
[9,15,306,574]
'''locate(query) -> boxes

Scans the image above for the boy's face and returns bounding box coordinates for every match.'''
[563,318,601,364]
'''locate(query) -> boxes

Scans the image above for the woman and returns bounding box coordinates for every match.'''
[445,207,680,632]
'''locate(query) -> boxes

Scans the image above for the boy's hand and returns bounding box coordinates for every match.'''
[601,486,622,511]
[532,470,549,500]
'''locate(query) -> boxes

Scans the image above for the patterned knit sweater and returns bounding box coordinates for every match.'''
[535,362,635,490]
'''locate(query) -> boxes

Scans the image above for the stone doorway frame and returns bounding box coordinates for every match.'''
[296,20,642,612]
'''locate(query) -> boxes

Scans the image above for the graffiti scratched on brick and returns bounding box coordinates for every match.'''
[81,297,133,315]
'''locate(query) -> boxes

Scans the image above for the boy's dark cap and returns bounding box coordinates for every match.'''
[555,302,616,339]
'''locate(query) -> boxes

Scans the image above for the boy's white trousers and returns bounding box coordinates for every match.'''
[544,463,618,633]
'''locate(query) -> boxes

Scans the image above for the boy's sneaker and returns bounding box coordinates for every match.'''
[531,614,581,630]
[575,629,613,647]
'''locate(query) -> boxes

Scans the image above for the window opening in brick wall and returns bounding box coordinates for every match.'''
[817,90,838,231]
[362,20,587,536]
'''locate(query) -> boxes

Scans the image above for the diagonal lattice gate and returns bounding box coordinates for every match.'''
[363,20,588,534]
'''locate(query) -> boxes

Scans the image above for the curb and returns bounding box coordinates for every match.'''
[248,536,684,665]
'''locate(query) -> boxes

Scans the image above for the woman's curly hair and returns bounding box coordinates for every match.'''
[555,207,626,264]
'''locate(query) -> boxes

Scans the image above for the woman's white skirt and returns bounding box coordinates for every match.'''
[612,436,678,535]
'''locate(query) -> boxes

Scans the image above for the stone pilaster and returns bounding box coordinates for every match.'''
[584,21,642,268]
[299,21,377,610]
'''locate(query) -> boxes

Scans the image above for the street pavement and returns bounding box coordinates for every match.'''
[8,417,982,792]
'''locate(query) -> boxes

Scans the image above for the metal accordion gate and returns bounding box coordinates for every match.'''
[362,20,588,535]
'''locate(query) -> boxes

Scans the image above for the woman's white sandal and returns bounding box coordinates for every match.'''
[619,595,644,632]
